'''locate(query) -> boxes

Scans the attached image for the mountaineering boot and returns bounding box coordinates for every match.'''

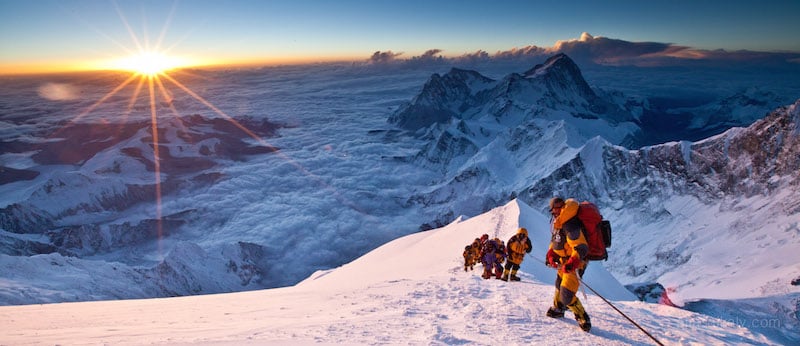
[510,275,521,281]
[501,269,510,281]
[481,270,491,279]
[547,290,566,318]
[546,306,565,318]
[567,299,591,332]
[576,312,591,332]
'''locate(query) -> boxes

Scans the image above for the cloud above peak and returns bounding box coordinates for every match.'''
[542,32,800,67]
[550,32,688,65]
[368,50,404,64]
[364,32,800,69]
[556,31,598,45]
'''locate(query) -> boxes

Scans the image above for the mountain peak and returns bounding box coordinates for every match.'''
[522,53,598,104]
[523,53,576,78]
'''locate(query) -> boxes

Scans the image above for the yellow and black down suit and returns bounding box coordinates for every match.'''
[463,245,475,271]
[548,199,590,327]
[502,228,532,281]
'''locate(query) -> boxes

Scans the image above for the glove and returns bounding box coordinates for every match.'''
[546,248,558,268]
[563,256,581,273]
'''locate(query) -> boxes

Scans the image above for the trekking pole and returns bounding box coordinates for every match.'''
[537,257,665,346]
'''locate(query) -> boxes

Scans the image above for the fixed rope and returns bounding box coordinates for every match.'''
[577,275,665,346]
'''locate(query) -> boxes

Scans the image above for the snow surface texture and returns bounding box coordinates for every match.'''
[1,56,799,343]
[0,200,776,345]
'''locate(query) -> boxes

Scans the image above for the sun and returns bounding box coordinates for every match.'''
[111,51,188,76]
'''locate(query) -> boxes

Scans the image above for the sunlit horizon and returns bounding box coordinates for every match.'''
[3,1,799,77]
[0,54,372,76]
[104,51,193,76]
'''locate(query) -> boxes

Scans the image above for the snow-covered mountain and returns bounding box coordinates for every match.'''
[1,54,799,343]
[388,54,644,223]
[389,54,640,146]
[389,59,800,342]
[0,199,777,345]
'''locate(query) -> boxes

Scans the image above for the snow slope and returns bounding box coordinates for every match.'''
[0,200,774,345]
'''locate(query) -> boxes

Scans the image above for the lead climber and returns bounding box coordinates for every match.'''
[544,197,592,332]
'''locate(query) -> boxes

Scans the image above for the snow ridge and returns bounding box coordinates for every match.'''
[0,199,775,345]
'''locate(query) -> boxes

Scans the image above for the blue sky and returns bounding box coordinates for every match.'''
[1,0,799,73]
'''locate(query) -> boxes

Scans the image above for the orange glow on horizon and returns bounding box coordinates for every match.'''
[0,54,367,76]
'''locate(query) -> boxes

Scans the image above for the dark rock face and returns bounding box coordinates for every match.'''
[388,68,493,131]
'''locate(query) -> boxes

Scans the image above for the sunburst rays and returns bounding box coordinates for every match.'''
[62,4,281,259]
[62,2,366,260]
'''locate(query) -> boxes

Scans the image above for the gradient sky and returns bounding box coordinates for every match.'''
[1,0,799,74]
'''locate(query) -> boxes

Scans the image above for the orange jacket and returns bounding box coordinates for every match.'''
[550,199,589,261]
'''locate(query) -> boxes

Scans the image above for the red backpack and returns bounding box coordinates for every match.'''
[576,201,612,261]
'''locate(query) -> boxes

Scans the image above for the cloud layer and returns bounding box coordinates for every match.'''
[37,83,80,101]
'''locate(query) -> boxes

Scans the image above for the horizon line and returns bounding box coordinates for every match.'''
[4,46,800,77]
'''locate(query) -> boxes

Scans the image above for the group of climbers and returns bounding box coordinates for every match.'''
[459,196,602,333]
[462,228,532,281]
